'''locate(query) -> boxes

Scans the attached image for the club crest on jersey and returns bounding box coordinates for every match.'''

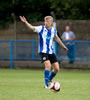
[43,57,46,60]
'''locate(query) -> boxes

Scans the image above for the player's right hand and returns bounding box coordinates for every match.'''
[19,16,27,23]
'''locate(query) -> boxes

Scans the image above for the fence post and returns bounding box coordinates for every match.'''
[10,40,14,69]
[73,40,76,61]
[32,40,35,59]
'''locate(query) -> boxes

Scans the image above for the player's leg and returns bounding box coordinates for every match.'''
[48,54,59,82]
[52,62,59,73]
[49,62,59,81]
[39,53,51,87]
[44,60,51,87]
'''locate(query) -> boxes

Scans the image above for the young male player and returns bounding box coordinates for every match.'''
[19,16,68,88]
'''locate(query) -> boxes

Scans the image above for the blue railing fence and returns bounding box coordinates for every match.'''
[0,40,90,69]
[56,40,90,61]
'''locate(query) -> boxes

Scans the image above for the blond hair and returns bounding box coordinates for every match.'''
[44,16,53,23]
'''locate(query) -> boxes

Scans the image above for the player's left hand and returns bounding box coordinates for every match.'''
[63,47,68,52]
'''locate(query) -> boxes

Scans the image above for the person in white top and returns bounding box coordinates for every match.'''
[62,26,76,64]
[19,16,68,88]
[62,26,75,41]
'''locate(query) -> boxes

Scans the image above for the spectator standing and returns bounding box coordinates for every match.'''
[61,26,76,64]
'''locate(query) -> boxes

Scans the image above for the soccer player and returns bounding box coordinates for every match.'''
[19,16,68,88]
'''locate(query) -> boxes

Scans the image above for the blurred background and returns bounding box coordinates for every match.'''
[0,0,90,69]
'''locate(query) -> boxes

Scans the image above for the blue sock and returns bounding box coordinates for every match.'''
[49,71,56,81]
[44,70,50,86]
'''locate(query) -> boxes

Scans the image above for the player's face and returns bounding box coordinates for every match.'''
[44,19,52,29]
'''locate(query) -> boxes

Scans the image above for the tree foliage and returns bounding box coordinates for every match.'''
[49,0,90,19]
[0,0,90,24]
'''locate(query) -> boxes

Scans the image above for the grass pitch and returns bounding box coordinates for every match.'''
[0,69,90,100]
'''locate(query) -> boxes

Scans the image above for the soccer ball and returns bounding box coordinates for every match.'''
[50,81,61,92]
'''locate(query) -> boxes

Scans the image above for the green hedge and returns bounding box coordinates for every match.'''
[0,0,90,25]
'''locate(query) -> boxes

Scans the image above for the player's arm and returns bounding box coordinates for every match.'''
[54,36,68,51]
[19,16,35,31]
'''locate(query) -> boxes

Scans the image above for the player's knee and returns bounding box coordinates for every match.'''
[53,63,60,73]
[53,66,59,73]
[46,66,51,70]
[45,65,51,70]
[55,66,59,72]
[44,60,51,70]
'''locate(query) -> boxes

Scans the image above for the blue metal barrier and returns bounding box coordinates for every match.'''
[56,40,90,61]
[0,40,90,69]
[10,40,14,69]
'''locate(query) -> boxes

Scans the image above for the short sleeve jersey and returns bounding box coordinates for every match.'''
[34,25,57,54]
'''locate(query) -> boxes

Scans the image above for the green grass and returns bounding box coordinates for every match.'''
[0,69,90,100]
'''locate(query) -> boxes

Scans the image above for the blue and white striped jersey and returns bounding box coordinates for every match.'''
[34,25,57,54]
